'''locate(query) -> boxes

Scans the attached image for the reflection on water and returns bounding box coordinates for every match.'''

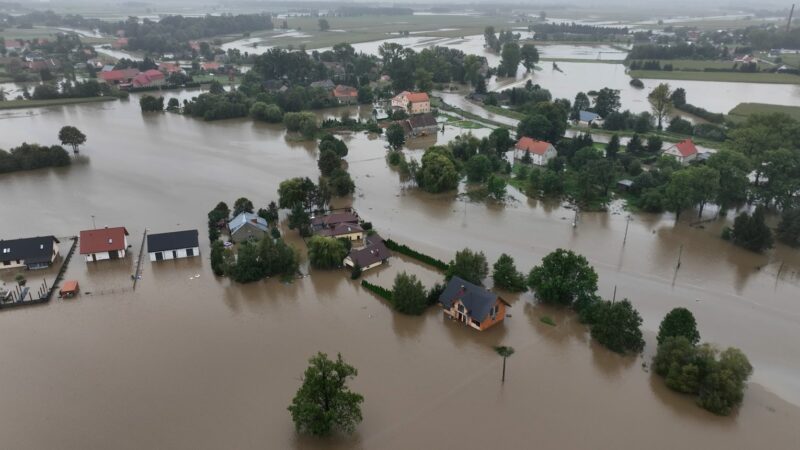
[0,93,798,449]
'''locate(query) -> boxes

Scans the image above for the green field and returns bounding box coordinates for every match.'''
[728,103,800,122]
[629,69,800,84]
[0,97,117,110]
[630,59,741,71]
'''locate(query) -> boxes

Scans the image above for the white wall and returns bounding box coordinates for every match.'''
[149,247,200,262]
[85,249,126,262]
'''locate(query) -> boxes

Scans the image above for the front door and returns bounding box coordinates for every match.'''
[172,251,178,259]
[92,254,97,262]
[109,250,119,260]
[155,252,163,261]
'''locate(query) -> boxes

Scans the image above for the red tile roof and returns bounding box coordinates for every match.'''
[405,91,429,103]
[333,85,358,98]
[515,137,554,155]
[673,139,698,157]
[79,227,129,254]
[99,68,139,82]
[201,62,221,71]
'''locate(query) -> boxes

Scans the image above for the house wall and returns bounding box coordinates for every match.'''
[0,259,25,270]
[479,301,507,330]
[410,101,430,114]
[148,247,200,262]
[84,249,126,262]
[231,225,267,243]
[334,231,364,241]
[391,97,408,110]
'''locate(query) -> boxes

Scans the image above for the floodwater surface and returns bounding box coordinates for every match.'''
[0,96,799,449]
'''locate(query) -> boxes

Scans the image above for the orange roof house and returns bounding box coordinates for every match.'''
[79,227,130,262]
[514,137,557,165]
[663,138,698,164]
[333,85,359,104]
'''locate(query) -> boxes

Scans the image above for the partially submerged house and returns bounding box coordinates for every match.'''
[131,69,165,88]
[577,110,603,126]
[318,223,364,241]
[406,113,438,136]
[311,211,360,229]
[663,138,698,165]
[333,85,359,104]
[439,276,509,331]
[147,230,200,262]
[343,234,391,271]
[0,236,60,270]
[98,68,139,86]
[228,212,269,243]
[80,227,129,262]
[514,137,557,166]
[391,91,431,115]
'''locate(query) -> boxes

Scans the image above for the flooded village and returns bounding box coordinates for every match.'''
[2,2,800,449]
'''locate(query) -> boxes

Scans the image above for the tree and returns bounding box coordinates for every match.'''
[0,87,7,102]
[592,88,621,118]
[307,235,348,269]
[527,249,598,308]
[730,207,773,253]
[671,87,686,107]
[210,240,225,276]
[664,169,697,223]
[520,43,539,72]
[386,123,406,151]
[465,154,492,182]
[58,126,86,154]
[233,197,254,216]
[319,134,348,157]
[498,42,521,77]
[284,112,318,139]
[648,83,673,130]
[228,240,266,283]
[492,254,526,292]
[658,307,700,345]
[250,102,283,122]
[486,175,507,200]
[414,68,433,92]
[279,177,317,209]
[777,209,800,247]
[288,204,311,236]
[653,336,703,394]
[589,299,645,354]
[571,91,590,120]
[517,114,552,142]
[707,150,750,211]
[318,19,330,32]
[646,136,663,154]
[447,248,489,285]
[139,95,164,112]
[416,147,460,193]
[318,148,342,177]
[327,168,355,196]
[698,347,753,416]
[392,272,428,315]
[494,346,515,383]
[605,134,620,160]
[288,352,364,436]
[166,97,180,112]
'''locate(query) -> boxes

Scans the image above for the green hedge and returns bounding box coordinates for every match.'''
[384,239,449,272]
[361,280,393,302]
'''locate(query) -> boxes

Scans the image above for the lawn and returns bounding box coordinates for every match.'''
[0,97,117,110]
[628,69,800,84]
[728,103,800,122]
[629,59,739,71]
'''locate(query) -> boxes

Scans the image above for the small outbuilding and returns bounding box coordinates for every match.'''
[59,280,80,298]
[617,179,634,191]
[147,230,200,262]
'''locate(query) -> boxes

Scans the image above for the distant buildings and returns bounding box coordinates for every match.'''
[79,227,129,262]
[438,276,509,331]
[228,212,269,243]
[147,230,200,262]
[391,91,431,115]
[577,110,603,126]
[0,236,60,270]
[131,69,165,88]
[333,85,359,104]
[663,138,698,165]
[98,68,139,86]
[514,137,557,166]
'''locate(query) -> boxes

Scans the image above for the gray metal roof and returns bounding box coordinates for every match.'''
[228,213,269,235]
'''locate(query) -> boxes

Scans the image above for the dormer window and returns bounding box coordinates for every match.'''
[108,238,113,244]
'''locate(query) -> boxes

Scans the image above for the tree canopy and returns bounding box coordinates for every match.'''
[527,249,598,307]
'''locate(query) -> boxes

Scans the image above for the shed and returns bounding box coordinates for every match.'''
[59,280,79,298]
[617,179,634,191]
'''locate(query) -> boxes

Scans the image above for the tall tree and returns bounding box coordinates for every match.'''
[58,126,87,154]
[520,43,539,72]
[447,248,489,285]
[648,83,673,130]
[392,272,428,315]
[589,299,645,354]
[288,352,364,436]
[492,253,527,292]
[318,19,330,31]
[658,307,701,345]
[499,42,521,77]
[307,236,348,269]
[592,88,621,118]
[386,123,406,151]
[527,249,598,308]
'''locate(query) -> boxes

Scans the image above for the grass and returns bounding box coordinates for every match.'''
[441,113,484,129]
[0,97,117,110]
[629,59,739,71]
[540,316,556,326]
[728,103,800,122]
[628,69,800,84]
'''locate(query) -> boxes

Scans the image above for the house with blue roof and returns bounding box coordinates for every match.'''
[578,110,603,126]
[228,212,269,243]
[439,276,509,331]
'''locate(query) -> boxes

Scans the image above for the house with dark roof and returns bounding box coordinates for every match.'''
[406,113,438,136]
[310,79,336,91]
[515,137,557,166]
[663,138,698,165]
[147,230,200,262]
[79,227,129,262]
[439,276,509,331]
[343,234,391,271]
[311,211,360,229]
[0,236,60,270]
[228,213,269,243]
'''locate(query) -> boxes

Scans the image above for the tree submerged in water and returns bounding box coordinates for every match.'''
[288,352,364,436]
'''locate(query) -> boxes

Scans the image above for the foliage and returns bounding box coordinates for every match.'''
[139,95,164,112]
[318,148,342,177]
[58,126,86,154]
[658,307,700,345]
[288,352,364,436]
[279,177,323,210]
[592,88,621,118]
[307,236,348,269]
[392,272,428,315]
[447,248,489,285]
[527,249,598,308]
[210,240,225,276]
[647,83,673,130]
[250,101,284,123]
[492,253,527,292]
[386,123,406,151]
[284,112,319,138]
[207,201,229,241]
[540,316,556,326]
[486,175,507,200]
[730,207,773,253]
[498,42,521,77]
[587,299,645,354]
[776,209,800,248]
[327,168,356,197]
[288,204,311,237]
[361,280,392,302]
[416,146,460,193]
[384,239,448,271]
[319,134,349,157]
[0,143,71,174]
[233,197,254,216]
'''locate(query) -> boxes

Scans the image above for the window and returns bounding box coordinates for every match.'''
[1,248,9,254]
[186,248,194,257]
[2,261,9,266]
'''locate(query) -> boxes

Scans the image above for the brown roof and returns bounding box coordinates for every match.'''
[311,212,359,227]
[408,113,437,129]
[319,223,363,238]
[333,85,358,98]
[79,227,129,254]
[515,137,554,155]
[347,234,391,267]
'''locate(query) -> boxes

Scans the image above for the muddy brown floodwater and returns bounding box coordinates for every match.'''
[1,94,799,450]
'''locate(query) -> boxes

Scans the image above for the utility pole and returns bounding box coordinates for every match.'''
[612,285,617,302]
[622,215,632,246]
[91,214,96,229]
[788,4,795,33]
[676,244,683,270]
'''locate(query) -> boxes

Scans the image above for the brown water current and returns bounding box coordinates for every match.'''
[1,96,799,449]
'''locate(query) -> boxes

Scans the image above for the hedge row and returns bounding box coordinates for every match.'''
[676,103,724,124]
[384,239,449,272]
[361,280,393,302]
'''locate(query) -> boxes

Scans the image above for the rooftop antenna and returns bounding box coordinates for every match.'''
[789,4,796,33]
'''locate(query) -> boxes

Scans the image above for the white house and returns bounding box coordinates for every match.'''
[391,91,431,114]
[147,230,200,262]
[663,139,699,165]
[79,227,129,262]
[515,137,557,166]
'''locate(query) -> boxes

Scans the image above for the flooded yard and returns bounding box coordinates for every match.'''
[0,96,799,449]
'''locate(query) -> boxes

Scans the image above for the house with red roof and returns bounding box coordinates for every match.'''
[200,62,221,72]
[663,138,698,165]
[79,227,130,262]
[158,61,182,74]
[131,69,166,88]
[332,85,359,104]
[391,91,431,114]
[98,68,140,86]
[515,137,557,166]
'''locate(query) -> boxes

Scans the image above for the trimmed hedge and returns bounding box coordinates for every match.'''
[676,103,724,124]
[384,239,449,272]
[361,280,393,302]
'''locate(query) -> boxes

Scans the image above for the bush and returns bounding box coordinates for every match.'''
[0,143,71,174]
[447,248,489,285]
[588,299,645,354]
[392,272,428,315]
[384,239,448,271]
[250,101,283,122]
[361,280,392,301]
[284,111,318,138]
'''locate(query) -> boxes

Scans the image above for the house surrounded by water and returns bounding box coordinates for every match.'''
[80,227,129,262]
[439,276,509,331]
[0,236,60,270]
[147,230,200,262]
[228,212,269,243]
